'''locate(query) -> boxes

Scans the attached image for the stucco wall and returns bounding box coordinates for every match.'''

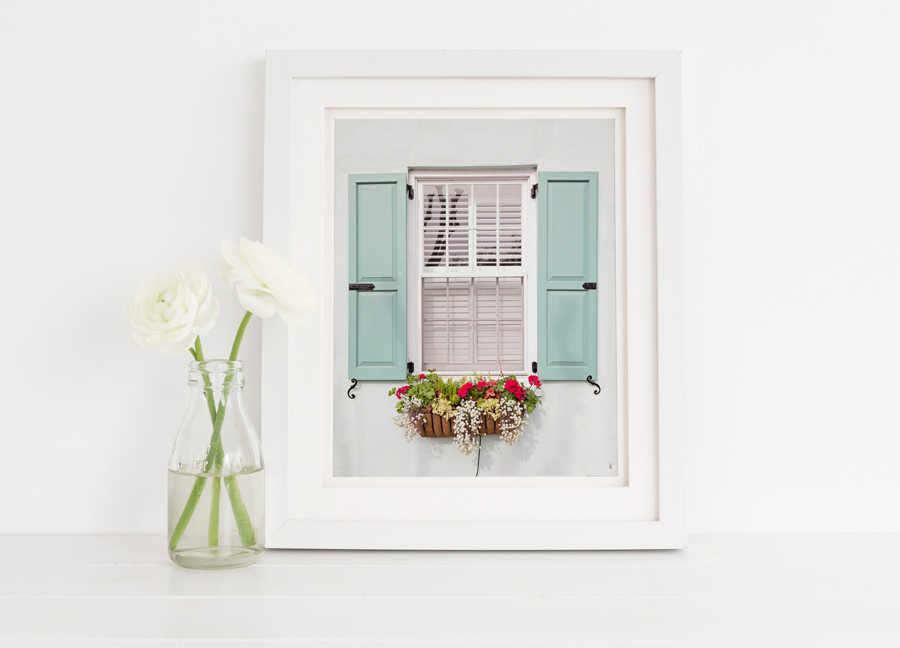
[333,119,617,477]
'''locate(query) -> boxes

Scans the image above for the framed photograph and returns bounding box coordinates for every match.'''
[262,50,684,549]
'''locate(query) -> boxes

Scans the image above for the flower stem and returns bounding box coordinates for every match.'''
[167,319,257,552]
[168,475,207,552]
[195,337,218,422]
[196,338,222,548]
[219,311,256,546]
[229,311,253,361]
[208,476,221,546]
[224,474,256,545]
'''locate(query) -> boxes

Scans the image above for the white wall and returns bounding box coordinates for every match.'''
[1,0,897,534]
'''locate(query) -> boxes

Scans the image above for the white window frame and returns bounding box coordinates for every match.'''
[407,168,538,377]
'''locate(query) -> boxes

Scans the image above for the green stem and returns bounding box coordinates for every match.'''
[168,318,258,552]
[168,475,207,552]
[229,311,253,361]
[196,338,223,548]
[219,311,256,546]
[208,476,221,546]
[224,474,256,546]
[195,337,218,422]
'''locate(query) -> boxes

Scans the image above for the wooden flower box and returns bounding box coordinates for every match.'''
[419,411,498,438]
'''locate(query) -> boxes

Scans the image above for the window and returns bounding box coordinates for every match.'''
[347,171,599,382]
[409,170,536,375]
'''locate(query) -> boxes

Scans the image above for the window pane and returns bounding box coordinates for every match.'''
[422,184,470,268]
[422,277,472,370]
[446,185,470,267]
[474,183,522,268]
[474,184,497,267]
[474,276,524,372]
[421,184,446,268]
[422,277,524,373]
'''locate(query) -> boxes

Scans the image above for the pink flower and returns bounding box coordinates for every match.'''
[396,385,410,399]
[528,375,542,388]
[457,382,473,398]
[476,380,487,389]
[418,373,427,380]
[485,388,496,398]
[504,378,526,401]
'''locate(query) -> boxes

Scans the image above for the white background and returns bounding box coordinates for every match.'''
[1,0,897,535]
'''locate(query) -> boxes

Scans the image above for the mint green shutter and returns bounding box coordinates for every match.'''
[537,172,599,380]
[348,174,407,380]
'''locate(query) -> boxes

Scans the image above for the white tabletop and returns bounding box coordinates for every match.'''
[0,534,897,645]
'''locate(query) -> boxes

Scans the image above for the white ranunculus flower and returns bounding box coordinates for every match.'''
[129,267,220,356]
[218,237,315,327]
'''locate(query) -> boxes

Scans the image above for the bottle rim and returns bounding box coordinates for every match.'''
[188,360,245,387]
[188,360,243,374]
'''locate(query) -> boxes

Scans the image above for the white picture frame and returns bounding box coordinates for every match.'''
[262,50,684,549]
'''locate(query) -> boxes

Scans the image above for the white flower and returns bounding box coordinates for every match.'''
[218,237,315,327]
[129,267,219,356]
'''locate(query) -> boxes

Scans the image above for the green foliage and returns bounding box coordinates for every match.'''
[432,395,454,418]
[477,398,501,420]
[388,369,543,415]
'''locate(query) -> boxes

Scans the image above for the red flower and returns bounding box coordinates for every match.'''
[457,382,473,398]
[396,385,410,399]
[418,373,427,380]
[528,374,542,388]
[476,380,487,389]
[504,378,526,401]
[485,388,496,398]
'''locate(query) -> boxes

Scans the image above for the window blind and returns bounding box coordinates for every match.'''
[421,182,523,272]
[418,177,527,374]
[422,277,525,373]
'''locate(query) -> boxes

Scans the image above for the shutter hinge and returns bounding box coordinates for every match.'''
[531,183,538,199]
[582,282,597,290]
[407,361,414,374]
[532,361,538,373]
[407,184,414,200]
[349,283,375,291]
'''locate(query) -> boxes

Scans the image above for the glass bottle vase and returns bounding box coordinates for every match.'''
[167,360,264,569]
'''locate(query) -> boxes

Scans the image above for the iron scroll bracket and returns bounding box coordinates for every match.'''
[347,378,360,399]
[586,376,601,395]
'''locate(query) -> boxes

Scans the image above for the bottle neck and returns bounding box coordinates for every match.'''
[188,360,244,391]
